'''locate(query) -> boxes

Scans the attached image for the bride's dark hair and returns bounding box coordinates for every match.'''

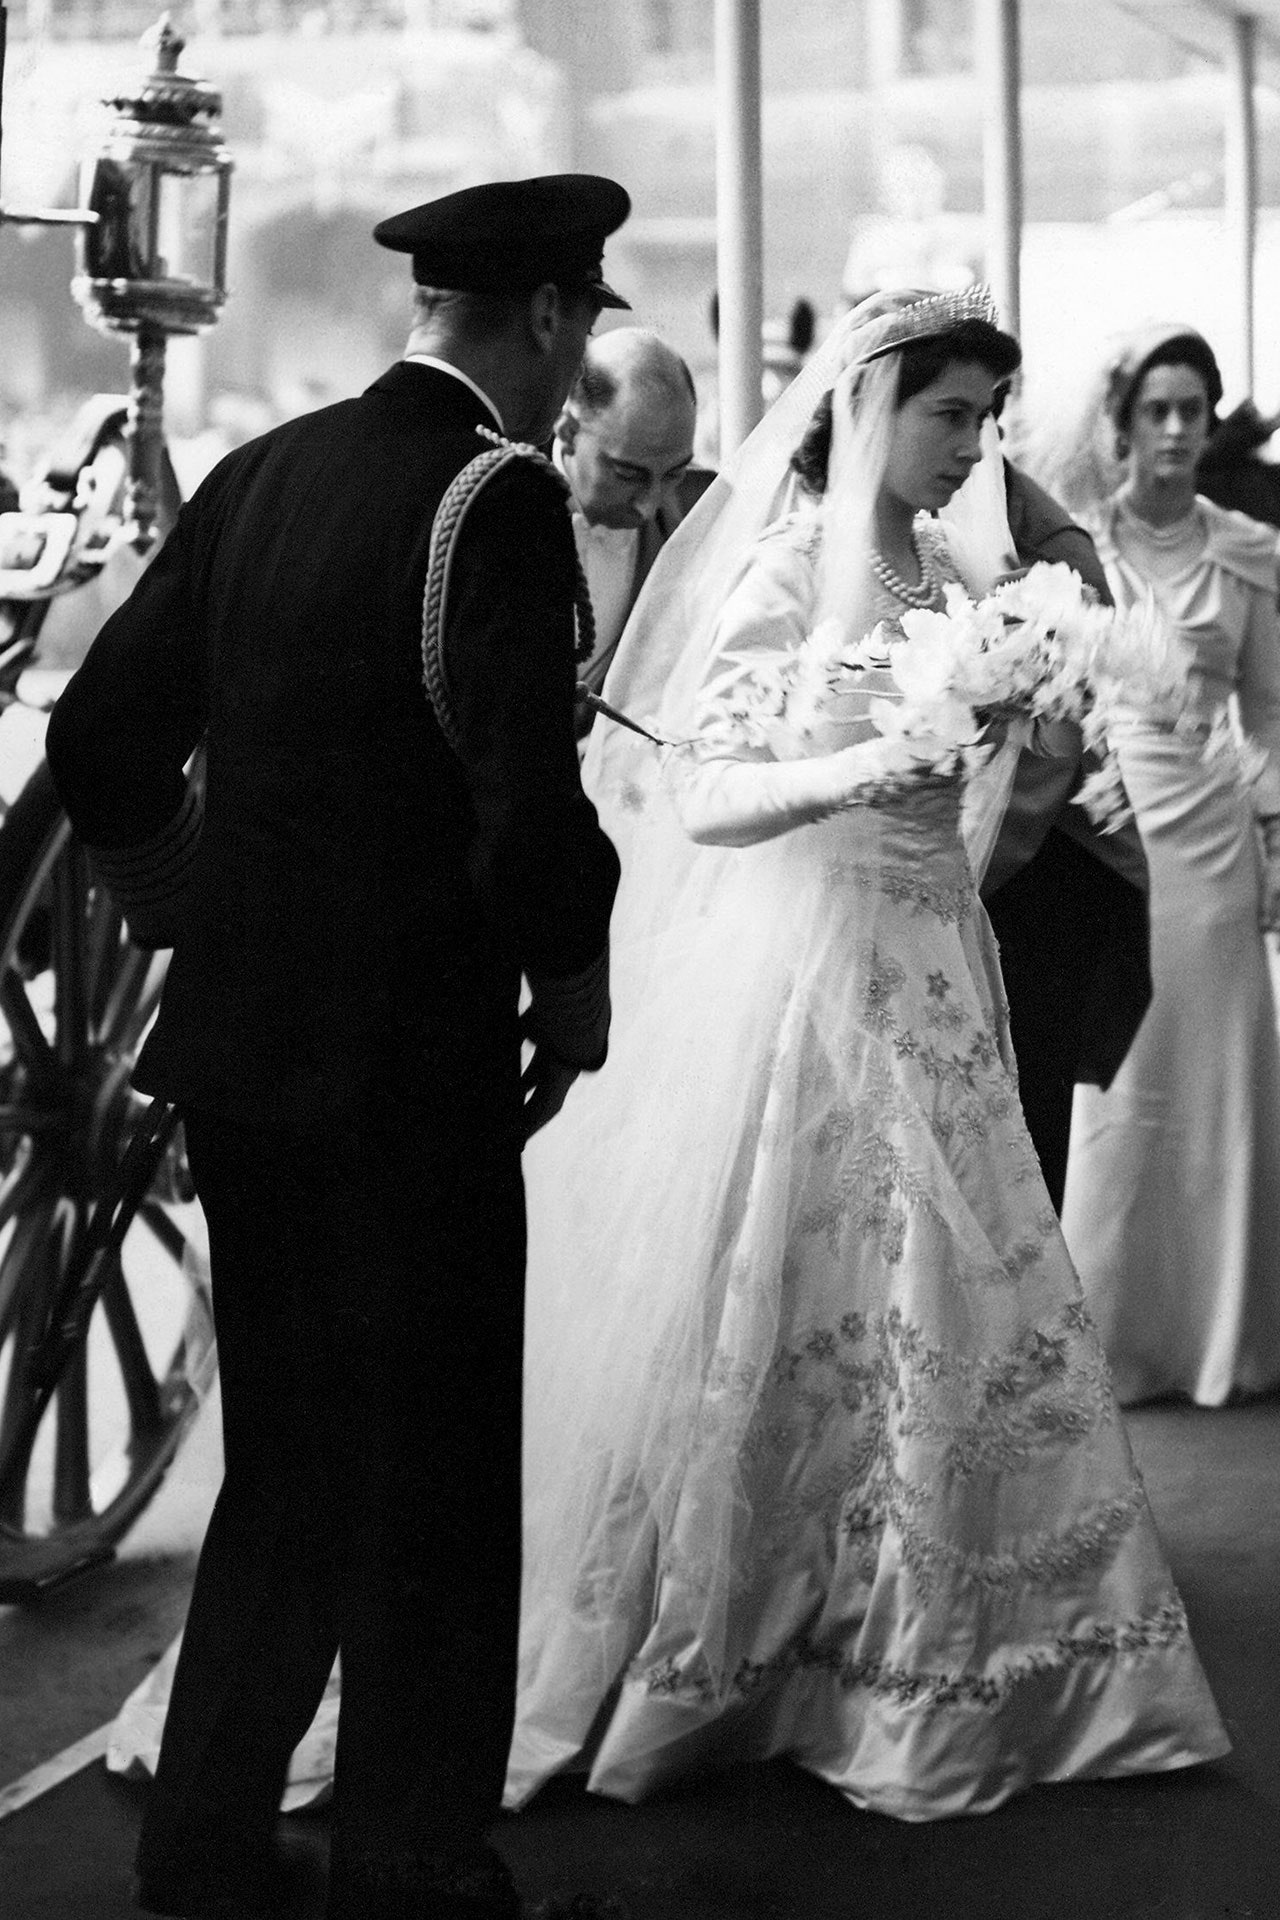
[790,318,1022,494]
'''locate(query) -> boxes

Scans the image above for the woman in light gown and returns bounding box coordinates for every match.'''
[507,290,1228,1822]
[1045,326,1280,1407]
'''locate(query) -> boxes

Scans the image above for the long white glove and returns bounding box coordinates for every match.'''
[671,737,938,848]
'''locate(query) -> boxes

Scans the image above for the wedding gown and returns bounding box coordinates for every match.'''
[1061,495,1280,1406]
[506,514,1228,1821]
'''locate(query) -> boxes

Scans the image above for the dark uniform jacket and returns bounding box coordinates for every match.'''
[46,362,620,1142]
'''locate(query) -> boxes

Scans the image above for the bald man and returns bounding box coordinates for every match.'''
[553,326,712,723]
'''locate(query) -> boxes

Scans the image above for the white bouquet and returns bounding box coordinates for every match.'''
[707,561,1186,830]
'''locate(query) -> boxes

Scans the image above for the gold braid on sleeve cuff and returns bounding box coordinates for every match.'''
[86,781,203,949]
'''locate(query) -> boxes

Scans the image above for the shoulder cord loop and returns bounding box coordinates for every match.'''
[421,432,596,758]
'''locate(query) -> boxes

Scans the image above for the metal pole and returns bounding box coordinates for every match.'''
[0,6,8,203]
[714,0,763,459]
[1224,10,1258,399]
[125,321,167,553]
[976,0,1022,338]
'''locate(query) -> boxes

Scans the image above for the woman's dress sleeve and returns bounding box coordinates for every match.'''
[671,525,914,848]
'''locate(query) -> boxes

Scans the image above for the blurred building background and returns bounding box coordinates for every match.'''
[2,0,1278,480]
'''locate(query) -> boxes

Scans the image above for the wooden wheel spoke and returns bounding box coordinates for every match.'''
[99,947,164,1053]
[137,1199,190,1267]
[85,887,126,1036]
[0,1104,61,1135]
[0,1220,63,1526]
[0,971,55,1079]
[0,1149,54,1236]
[0,1187,61,1344]
[51,845,91,1065]
[0,1368,43,1527]
[100,1261,164,1435]
[52,1336,91,1523]
[114,987,166,1061]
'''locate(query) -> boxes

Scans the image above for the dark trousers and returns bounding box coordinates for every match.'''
[138,1101,526,1917]
[985,829,1151,1212]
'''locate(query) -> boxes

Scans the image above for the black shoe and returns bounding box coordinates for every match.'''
[325,1842,521,1920]
[134,1825,326,1917]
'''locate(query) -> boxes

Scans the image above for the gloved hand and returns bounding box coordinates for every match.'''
[519,1034,581,1142]
[672,736,946,848]
[524,949,611,1072]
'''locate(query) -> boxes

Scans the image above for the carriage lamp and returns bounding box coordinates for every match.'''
[71,13,233,549]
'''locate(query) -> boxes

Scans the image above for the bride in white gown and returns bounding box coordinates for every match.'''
[506,288,1228,1821]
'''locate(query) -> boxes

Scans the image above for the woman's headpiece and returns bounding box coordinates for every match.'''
[1105,324,1224,430]
[847,284,1004,366]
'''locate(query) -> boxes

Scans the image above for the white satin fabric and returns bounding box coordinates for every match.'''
[507,522,1228,1821]
[1061,495,1280,1406]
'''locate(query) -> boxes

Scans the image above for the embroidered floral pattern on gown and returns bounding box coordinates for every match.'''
[507,517,1228,1821]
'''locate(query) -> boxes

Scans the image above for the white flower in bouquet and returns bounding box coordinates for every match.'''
[864,692,982,774]
[984,564,1107,714]
[715,615,897,762]
[699,618,851,760]
[777,617,855,748]
[1074,755,1131,832]
[698,559,1196,831]
[989,561,1097,647]
[1084,594,1185,718]
[845,618,896,672]
[867,564,1191,829]
[1066,593,1188,831]
[700,657,791,755]
[865,588,990,769]
[956,622,1065,713]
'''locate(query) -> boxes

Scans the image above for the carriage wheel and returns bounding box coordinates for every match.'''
[0,759,215,1601]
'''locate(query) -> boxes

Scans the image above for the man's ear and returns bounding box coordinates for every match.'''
[555,406,580,452]
[527,282,562,357]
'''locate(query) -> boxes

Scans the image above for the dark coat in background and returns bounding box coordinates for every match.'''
[1198,400,1280,529]
[981,462,1152,1213]
[45,360,620,1918]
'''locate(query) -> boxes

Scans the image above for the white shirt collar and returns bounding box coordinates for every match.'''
[402,354,505,434]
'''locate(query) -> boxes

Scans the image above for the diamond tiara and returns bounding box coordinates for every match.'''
[858,285,1004,363]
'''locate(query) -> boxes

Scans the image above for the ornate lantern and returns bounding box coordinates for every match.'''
[72,14,233,548]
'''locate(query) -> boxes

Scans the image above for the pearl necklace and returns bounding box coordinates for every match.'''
[1116,496,1202,550]
[870,537,938,608]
